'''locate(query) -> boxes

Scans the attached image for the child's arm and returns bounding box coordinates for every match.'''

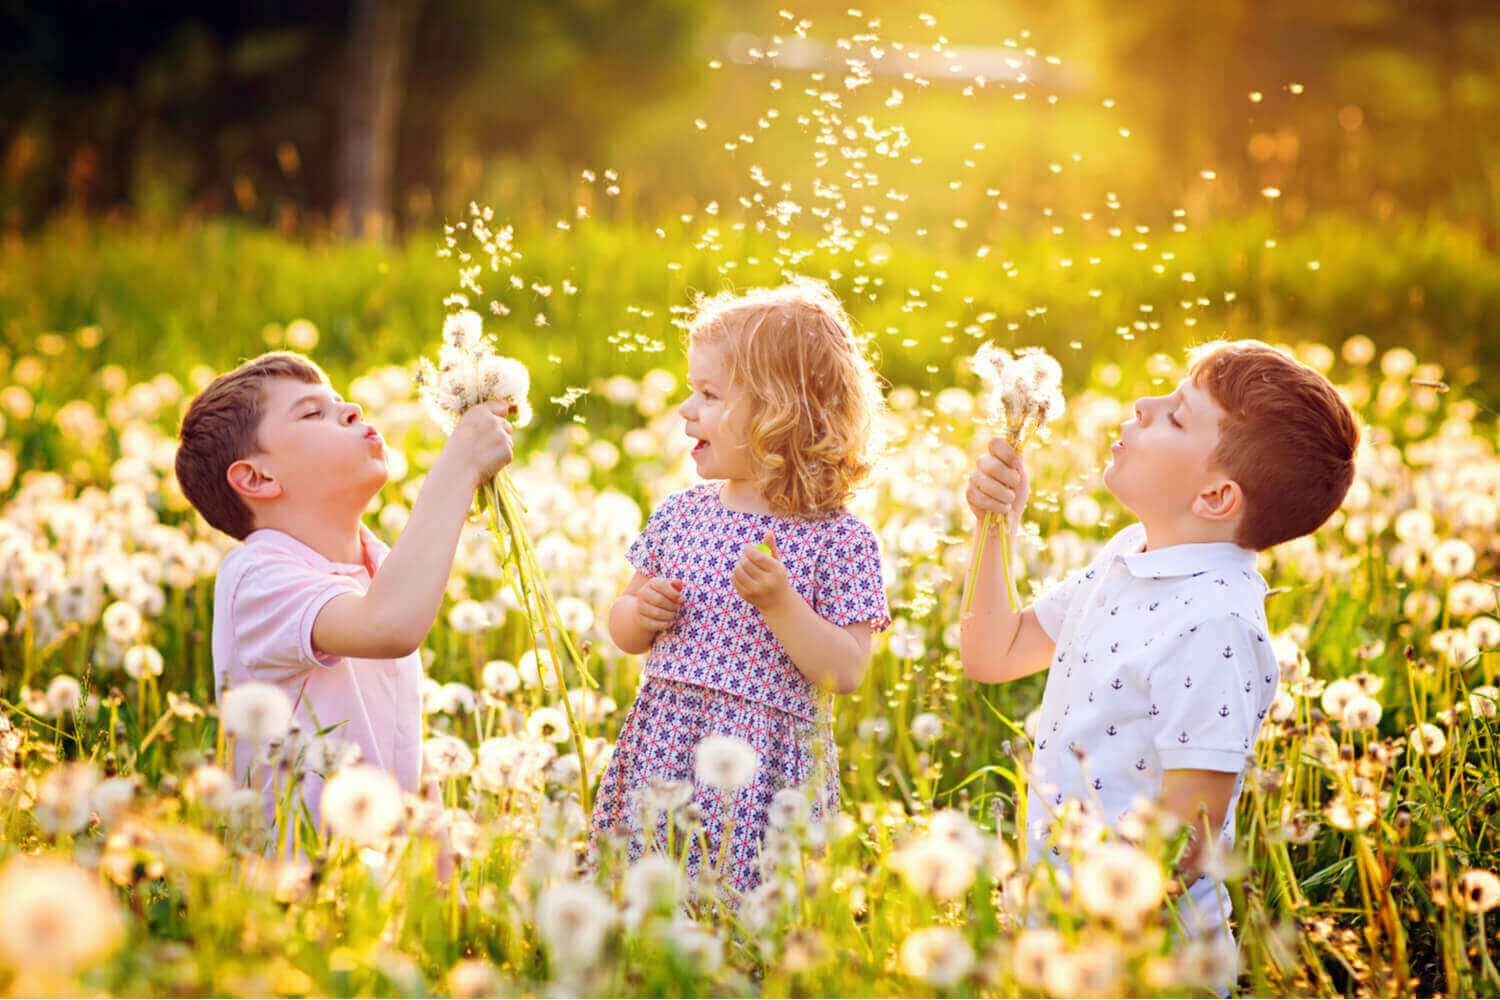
[1159,768,1236,889]
[959,436,1056,683]
[607,572,684,654]
[311,402,514,659]
[733,533,873,695]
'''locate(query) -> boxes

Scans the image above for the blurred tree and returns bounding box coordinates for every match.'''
[0,0,704,233]
[335,0,420,238]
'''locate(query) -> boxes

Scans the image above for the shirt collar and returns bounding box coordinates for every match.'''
[1114,532,1258,581]
[244,523,387,578]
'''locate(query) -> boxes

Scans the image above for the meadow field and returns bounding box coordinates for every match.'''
[0,207,1498,996]
[5,2,1500,992]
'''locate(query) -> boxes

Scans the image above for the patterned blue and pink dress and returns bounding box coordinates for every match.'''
[589,483,890,895]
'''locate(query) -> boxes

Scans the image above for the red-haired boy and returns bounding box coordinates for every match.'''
[961,340,1359,983]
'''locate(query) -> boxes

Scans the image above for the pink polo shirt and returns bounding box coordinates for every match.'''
[212,525,423,828]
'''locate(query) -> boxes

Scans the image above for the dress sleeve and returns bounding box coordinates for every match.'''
[232,558,363,681]
[1148,615,1269,772]
[816,518,892,631]
[625,489,685,578]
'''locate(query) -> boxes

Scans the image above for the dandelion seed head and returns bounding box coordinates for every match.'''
[320,765,404,845]
[693,734,759,791]
[0,855,125,972]
[899,926,973,988]
[220,682,293,746]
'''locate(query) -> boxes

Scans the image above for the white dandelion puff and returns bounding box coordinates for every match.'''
[535,881,614,968]
[42,674,82,718]
[122,644,164,680]
[1411,722,1447,756]
[100,600,143,644]
[899,926,973,989]
[221,682,293,746]
[891,832,977,900]
[1456,869,1500,913]
[525,706,571,743]
[693,734,759,791]
[0,855,125,973]
[910,711,943,745]
[320,765,404,845]
[1341,694,1382,730]
[34,762,101,835]
[423,734,476,779]
[1073,842,1167,927]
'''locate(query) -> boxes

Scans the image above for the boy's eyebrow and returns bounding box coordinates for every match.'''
[288,391,340,412]
[1176,388,1193,417]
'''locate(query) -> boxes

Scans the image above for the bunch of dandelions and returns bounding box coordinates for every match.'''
[415,303,596,811]
[962,344,1066,613]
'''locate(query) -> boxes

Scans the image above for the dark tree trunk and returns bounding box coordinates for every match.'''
[335,0,419,239]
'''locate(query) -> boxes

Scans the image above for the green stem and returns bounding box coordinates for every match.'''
[484,475,594,812]
[961,512,995,616]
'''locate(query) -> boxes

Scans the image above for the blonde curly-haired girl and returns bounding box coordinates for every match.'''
[590,277,891,898]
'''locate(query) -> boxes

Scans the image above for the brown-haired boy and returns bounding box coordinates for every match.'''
[960,340,1359,982]
[176,352,513,840]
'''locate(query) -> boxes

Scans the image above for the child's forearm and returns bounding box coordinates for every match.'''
[759,590,869,695]
[959,518,1026,682]
[607,596,657,655]
[319,459,477,658]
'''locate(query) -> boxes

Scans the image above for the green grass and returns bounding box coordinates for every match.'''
[1,215,1499,996]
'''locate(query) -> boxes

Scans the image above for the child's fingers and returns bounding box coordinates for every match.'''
[731,563,765,595]
[640,586,680,612]
[639,592,676,616]
[642,610,675,630]
[976,453,1020,488]
[987,436,1021,466]
[970,470,1016,509]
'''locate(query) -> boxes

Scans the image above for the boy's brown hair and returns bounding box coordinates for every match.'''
[1188,340,1360,551]
[175,352,328,540]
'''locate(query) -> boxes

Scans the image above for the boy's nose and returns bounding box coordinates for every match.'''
[341,402,363,425]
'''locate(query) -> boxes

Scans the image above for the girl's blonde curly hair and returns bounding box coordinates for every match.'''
[688,277,884,518]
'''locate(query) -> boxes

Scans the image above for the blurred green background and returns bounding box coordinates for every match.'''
[3,0,1499,411]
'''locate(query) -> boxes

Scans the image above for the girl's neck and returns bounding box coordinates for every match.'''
[717,478,774,516]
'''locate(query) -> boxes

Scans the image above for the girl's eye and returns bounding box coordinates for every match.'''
[303,410,320,419]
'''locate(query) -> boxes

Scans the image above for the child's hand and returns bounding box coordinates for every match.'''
[442,402,514,488]
[733,530,791,610]
[967,436,1029,532]
[634,577,684,634]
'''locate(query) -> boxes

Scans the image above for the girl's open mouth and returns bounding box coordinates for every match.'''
[692,438,708,455]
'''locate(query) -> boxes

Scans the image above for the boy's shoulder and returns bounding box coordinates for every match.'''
[214,529,340,597]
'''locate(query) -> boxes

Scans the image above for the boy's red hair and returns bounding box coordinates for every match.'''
[1188,340,1360,551]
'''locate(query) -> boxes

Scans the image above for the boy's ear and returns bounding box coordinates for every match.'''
[227,459,282,502]
[1192,477,1242,523]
